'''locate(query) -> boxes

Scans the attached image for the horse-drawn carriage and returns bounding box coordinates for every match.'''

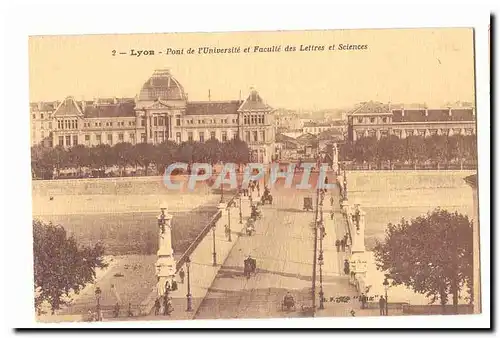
[281,293,296,311]
[251,205,262,220]
[260,188,273,205]
[246,219,256,236]
[244,256,257,278]
[303,197,313,211]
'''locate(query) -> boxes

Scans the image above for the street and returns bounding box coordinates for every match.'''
[194,176,357,319]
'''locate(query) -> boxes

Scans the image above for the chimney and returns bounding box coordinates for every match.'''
[425,109,428,117]
[401,108,405,117]
[185,92,189,101]
[81,100,86,111]
[93,97,98,107]
[113,97,118,104]
[208,89,211,102]
[448,106,452,117]
[472,107,475,116]
[38,102,42,110]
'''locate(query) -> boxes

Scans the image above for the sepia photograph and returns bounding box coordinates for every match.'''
[26,26,483,325]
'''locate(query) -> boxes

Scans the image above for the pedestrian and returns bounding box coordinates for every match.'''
[379,295,386,316]
[179,268,185,284]
[113,302,120,318]
[128,302,134,317]
[360,293,367,309]
[154,298,160,316]
[340,238,346,251]
[343,259,350,275]
[335,239,340,252]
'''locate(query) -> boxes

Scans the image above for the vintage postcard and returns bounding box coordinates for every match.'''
[29,28,480,324]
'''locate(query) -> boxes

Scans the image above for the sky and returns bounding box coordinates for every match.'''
[29,28,475,110]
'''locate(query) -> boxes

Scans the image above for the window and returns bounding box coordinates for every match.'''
[222,131,227,142]
[253,131,258,142]
[382,117,387,123]
[73,135,78,146]
[245,131,250,142]
[244,116,249,125]
[154,117,158,126]
[370,117,375,123]
[141,133,146,143]
[41,131,45,138]
[357,117,363,123]
[406,130,414,137]
[188,132,194,142]
[176,132,181,143]
[65,135,71,146]
[58,120,61,129]
[107,134,113,145]
[129,133,135,144]
[380,130,388,138]
[154,131,158,143]
[85,135,90,142]
[232,119,236,123]
[199,132,205,143]
[141,118,146,127]
[32,114,36,119]
[118,133,124,142]
[430,129,438,136]
[259,116,264,124]
[260,131,265,142]
[41,113,44,119]
[418,130,426,137]
[158,117,164,126]
[210,131,216,140]
[176,115,181,126]
[59,136,64,146]
[96,134,102,144]
[368,130,376,138]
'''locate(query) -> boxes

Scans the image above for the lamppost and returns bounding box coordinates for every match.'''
[212,224,217,266]
[383,275,390,316]
[227,205,232,242]
[343,165,348,200]
[220,181,224,203]
[186,257,193,312]
[95,286,102,321]
[239,189,243,224]
[318,210,325,310]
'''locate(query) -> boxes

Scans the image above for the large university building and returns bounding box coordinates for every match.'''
[347,101,476,141]
[30,69,276,163]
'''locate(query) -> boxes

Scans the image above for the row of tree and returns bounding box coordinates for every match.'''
[339,134,477,167]
[31,139,251,179]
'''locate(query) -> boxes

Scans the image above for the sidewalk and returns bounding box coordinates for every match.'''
[314,194,359,318]
[118,197,250,321]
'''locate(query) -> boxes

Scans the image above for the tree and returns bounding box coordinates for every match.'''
[113,142,134,176]
[154,141,178,175]
[204,139,223,165]
[424,135,448,169]
[33,219,107,314]
[376,135,405,169]
[353,136,377,165]
[68,144,90,177]
[373,209,473,314]
[132,143,155,175]
[90,144,114,173]
[46,146,69,177]
[405,136,427,169]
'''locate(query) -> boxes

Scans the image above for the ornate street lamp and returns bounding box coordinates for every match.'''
[343,165,348,200]
[318,216,325,310]
[212,224,217,266]
[227,205,232,242]
[95,286,102,321]
[239,189,243,224]
[186,257,193,312]
[383,275,390,316]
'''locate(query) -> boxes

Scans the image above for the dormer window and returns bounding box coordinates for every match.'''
[382,117,387,123]
[357,117,363,123]
[370,117,375,123]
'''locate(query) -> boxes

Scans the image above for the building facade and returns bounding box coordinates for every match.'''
[347,101,476,141]
[29,69,276,163]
